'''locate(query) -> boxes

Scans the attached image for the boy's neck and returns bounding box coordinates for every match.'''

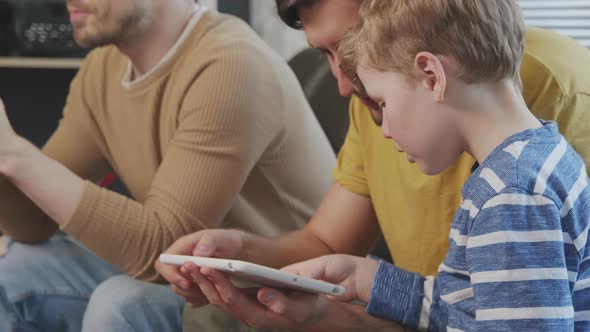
[454,79,542,165]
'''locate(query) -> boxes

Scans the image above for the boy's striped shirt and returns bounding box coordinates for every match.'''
[367,122,590,331]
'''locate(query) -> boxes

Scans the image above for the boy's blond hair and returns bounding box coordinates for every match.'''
[339,0,525,88]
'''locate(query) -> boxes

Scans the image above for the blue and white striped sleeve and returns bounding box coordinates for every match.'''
[465,190,574,330]
[366,262,445,331]
[366,189,575,331]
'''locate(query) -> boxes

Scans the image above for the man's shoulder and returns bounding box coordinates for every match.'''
[198,11,258,44]
[181,11,275,65]
[169,10,298,97]
[522,28,590,97]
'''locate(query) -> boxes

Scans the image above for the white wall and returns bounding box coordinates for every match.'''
[200,0,217,10]
[519,0,590,47]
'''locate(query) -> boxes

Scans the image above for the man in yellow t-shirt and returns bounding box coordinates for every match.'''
[161,1,590,330]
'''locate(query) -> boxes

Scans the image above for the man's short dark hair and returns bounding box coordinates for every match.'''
[275,0,316,29]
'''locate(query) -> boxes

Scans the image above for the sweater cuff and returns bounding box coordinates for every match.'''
[366,261,424,328]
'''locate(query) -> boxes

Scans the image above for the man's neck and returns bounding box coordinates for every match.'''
[118,1,196,77]
[455,80,542,164]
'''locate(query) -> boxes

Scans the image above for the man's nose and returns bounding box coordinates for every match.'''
[336,73,354,97]
[328,57,354,97]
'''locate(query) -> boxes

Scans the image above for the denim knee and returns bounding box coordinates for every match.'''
[83,275,184,332]
[0,234,114,332]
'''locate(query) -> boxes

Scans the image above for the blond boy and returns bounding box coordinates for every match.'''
[269,0,590,330]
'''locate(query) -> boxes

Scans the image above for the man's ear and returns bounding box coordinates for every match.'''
[414,52,446,102]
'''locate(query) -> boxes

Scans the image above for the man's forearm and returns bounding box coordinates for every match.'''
[241,228,335,268]
[0,136,84,227]
[240,183,381,268]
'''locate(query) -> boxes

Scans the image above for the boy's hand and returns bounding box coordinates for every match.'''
[188,261,404,331]
[154,229,245,307]
[282,254,379,303]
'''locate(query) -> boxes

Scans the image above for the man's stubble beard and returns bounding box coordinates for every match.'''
[73,1,152,49]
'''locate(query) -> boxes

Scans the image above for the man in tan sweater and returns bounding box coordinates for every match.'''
[0,0,334,331]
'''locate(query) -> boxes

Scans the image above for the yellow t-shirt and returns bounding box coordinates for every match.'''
[334,27,590,276]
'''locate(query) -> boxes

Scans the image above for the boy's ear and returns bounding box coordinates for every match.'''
[414,52,446,102]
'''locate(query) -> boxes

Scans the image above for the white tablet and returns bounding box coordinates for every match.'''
[159,254,345,296]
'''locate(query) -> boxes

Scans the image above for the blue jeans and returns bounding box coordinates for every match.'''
[0,233,184,332]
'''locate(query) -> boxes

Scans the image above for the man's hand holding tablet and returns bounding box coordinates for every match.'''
[159,254,346,296]
[155,230,404,331]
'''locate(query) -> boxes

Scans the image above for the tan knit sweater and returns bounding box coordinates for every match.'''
[0,11,335,281]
